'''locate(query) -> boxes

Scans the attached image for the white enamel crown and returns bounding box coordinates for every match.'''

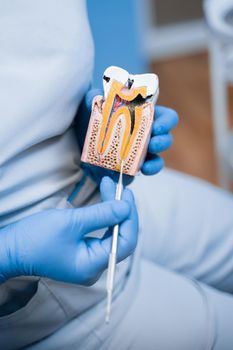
[103,66,159,101]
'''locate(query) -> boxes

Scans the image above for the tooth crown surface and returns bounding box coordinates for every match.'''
[81,66,159,175]
[103,66,159,99]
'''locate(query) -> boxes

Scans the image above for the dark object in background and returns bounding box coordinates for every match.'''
[152,0,203,26]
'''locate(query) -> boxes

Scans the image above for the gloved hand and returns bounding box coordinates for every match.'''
[75,88,178,183]
[0,177,138,285]
[141,105,179,176]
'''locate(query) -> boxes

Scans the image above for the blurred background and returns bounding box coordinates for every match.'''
[87,0,233,189]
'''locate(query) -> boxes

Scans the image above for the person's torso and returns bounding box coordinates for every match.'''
[0,0,94,226]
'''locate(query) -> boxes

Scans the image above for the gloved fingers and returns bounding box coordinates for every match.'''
[101,187,137,242]
[100,176,136,203]
[100,177,137,246]
[81,236,110,278]
[80,271,103,287]
[116,188,139,260]
[100,182,137,240]
[100,176,116,201]
[153,106,179,135]
[140,106,177,175]
[141,154,164,176]
[100,188,138,262]
[83,188,138,276]
[73,199,130,236]
[148,133,173,154]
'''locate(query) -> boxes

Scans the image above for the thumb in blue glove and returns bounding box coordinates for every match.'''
[0,177,138,285]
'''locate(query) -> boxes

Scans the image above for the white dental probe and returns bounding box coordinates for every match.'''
[105,161,124,324]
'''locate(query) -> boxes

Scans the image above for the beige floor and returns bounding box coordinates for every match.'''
[152,52,233,186]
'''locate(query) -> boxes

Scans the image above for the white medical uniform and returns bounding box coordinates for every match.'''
[1,1,233,349]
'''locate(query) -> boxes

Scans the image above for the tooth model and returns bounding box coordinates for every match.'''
[81,66,159,175]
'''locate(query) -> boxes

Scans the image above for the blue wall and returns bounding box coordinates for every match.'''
[87,0,147,88]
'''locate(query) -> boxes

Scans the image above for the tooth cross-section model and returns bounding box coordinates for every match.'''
[81,66,159,175]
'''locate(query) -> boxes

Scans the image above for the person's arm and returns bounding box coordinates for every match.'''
[74,88,179,184]
[0,177,138,285]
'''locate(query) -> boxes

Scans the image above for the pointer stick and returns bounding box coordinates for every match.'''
[105,161,124,323]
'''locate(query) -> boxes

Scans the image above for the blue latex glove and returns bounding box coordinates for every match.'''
[141,105,179,176]
[75,89,179,183]
[0,177,138,285]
